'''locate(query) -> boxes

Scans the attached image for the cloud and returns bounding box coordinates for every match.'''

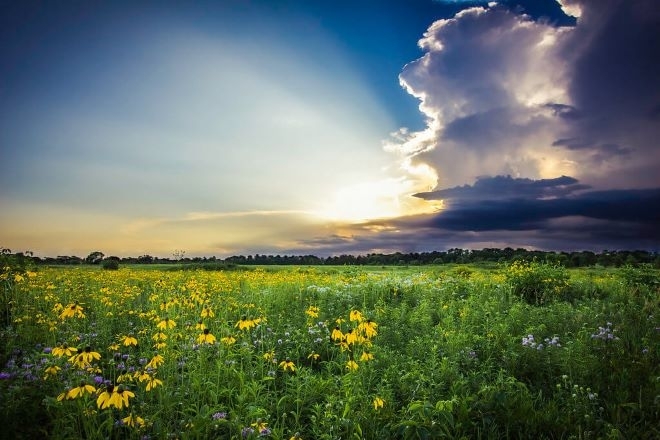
[388,0,660,191]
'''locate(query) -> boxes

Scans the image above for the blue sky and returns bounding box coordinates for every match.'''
[1,0,659,257]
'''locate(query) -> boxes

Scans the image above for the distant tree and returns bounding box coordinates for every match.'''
[85,251,105,264]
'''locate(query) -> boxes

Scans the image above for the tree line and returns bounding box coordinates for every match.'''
[4,247,659,268]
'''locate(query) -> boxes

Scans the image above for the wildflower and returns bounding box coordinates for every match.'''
[69,347,101,368]
[263,350,275,362]
[195,321,207,331]
[360,351,374,362]
[97,384,135,410]
[345,329,358,346]
[108,343,120,351]
[346,360,359,372]
[146,354,164,369]
[52,343,77,357]
[43,365,61,379]
[201,306,214,318]
[212,411,227,420]
[122,413,145,428]
[145,376,163,391]
[241,427,255,438]
[59,303,85,319]
[358,320,378,339]
[349,310,364,323]
[221,335,236,346]
[289,433,303,440]
[197,329,217,345]
[308,352,320,361]
[122,335,138,347]
[66,382,97,399]
[156,318,176,330]
[236,316,261,331]
[331,326,343,342]
[279,358,296,372]
[305,306,319,319]
[373,396,385,410]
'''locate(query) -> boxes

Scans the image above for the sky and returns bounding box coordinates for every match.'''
[1,0,659,258]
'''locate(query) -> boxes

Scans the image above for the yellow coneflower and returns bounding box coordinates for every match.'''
[156,317,176,330]
[331,326,344,342]
[263,350,275,362]
[197,328,216,345]
[145,376,163,391]
[305,306,319,319]
[153,342,167,350]
[235,316,261,331]
[108,343,120,351]
[346,360,359,372]
[59,302,85,320]
[201,306,214,318]
[52,343,77,357]
[289,433,303,440]
[345,329,358,346]
[349,310,364,323]
[358,320,378,339]
[279,358,296,372]
[121,335,138,347]
[146,354,164,369]
[69,347,101,368]
[122,413,145,428]
[360,351,374,362]
[220,335,236,346]
[307,352,320,361]
[43,365,61,379]
[96,385,135,410]
[195,321,207,331]
[65,382,96,399]
[373,396,385,410]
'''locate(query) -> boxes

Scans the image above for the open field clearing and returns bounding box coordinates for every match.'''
[1,264,658,439]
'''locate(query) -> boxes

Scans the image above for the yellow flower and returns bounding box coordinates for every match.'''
[358,320,378,339]
[236,316,262,331]
[122,335,138,346]
[96,385,134,410]
[197,329,216,345]
[331,326,344,342]
[373,396,385,410]
[52,344,77,357]
[345,329,358,346]
[308,352,320,361]
[305,306,319,318]
[263,350,275,362]
[146,354,164,369]
[65,382,96,399]
[145,377,163,391]
[201,306,214,318]
[108,343,120,351]
[122,413,145,428]
[69,347,101,369]
[195,321,207,331]
[220,335,236,346]
[349,310,364,323]
[360,351,374,362]
[59,303,85,320]
[279,358,296,372]
[156,318,176,330]
[289,433,303,440]
[346,360,359,372]
[153,342,167,350]
[43,365,61,379]
[152,332,167,341]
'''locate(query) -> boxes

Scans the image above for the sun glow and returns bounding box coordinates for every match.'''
[314,175,441,223]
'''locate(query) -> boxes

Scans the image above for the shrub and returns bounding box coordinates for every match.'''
[101,259,119,270]
[505,260,569,305]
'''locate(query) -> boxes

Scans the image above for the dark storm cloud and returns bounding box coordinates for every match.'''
[415,175,589,201]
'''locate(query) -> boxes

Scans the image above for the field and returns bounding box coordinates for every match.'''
[1,263,658,439]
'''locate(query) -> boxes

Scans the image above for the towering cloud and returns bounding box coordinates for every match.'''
[389,0,660,190]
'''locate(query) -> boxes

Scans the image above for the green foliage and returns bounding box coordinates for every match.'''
[101,259,119,270]
[505,260,569,305]
[0,265,658,439]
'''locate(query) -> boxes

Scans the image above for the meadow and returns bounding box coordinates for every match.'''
[1,262,658,439]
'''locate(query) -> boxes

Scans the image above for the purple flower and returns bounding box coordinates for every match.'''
[241,427,255,438]
[0,372,12,380]
[43,347,52,354]
[94,375,105,385]
[212,412,227,420]
[259,427,272,436]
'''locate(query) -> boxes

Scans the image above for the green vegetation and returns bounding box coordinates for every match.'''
[0,262,658,439]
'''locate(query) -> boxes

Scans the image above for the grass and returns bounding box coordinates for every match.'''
[0,263,658,439]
